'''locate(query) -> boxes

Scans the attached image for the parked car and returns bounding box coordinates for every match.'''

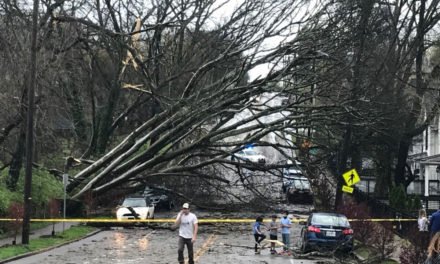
[231,149,266,164]
[116,196,155,220]
[299,212,354,253]
[285,176,313,203]
[143,187,175,211]
[149,193,175,210]
[282,166,305,192]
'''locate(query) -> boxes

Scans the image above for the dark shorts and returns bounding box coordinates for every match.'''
[270,235,277,240]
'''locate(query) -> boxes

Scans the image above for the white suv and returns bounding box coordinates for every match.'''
[232,149,266,163]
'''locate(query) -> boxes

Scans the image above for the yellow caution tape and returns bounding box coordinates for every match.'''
[0,218,417,223]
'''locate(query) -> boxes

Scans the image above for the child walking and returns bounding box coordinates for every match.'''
[269,214,279,254]
[253,216,266,254]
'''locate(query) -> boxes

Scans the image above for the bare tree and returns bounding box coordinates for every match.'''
[305,0,440,204]
[43,0,330,201]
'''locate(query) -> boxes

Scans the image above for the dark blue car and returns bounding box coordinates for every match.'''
[299,212,353,253]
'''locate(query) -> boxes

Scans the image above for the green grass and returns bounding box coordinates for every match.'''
[0,225,97,260]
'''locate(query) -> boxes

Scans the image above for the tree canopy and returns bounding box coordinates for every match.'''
[1,0,440,208]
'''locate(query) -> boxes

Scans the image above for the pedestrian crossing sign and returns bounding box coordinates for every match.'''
[342,169,360,186]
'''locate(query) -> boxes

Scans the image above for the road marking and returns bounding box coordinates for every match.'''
[189,234,217,264]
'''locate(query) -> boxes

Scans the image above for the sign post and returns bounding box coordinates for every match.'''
[62,173,68,232]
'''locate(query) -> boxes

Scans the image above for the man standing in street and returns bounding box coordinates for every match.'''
[174,203,198,264]
[280,210,292,253]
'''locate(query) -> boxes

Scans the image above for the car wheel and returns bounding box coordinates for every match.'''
[300,231,309,253]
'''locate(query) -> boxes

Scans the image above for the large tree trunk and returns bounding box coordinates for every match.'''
[335,126,351,209]
[67,87,88,142]
[394,138,411,189]
[96,82,121,154]
[394,0,426,190]
[375,146,393,197]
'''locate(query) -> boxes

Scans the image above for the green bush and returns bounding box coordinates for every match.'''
[389,185,421,214]
[0,185,21,215]
[0,169,63,216]
[389,185,406,212]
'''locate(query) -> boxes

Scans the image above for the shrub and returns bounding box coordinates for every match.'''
[48,199,60,236]
[339,197,396,260]
[399,243,426,264]
[398,227,428,264]
[389,185,407,212]
[369,222,395,260]
[0,168,63,217]
[389,185,422,214]
[0,185,21,215]
[7,202,24,245]
[338,198,376,245]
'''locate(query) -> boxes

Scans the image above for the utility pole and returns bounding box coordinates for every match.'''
[22,0,39,245]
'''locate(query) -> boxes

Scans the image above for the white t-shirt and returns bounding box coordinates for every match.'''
[177,212,198,239]
[418,216,428,232]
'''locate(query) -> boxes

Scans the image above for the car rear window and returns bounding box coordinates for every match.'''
[122,198,147,207]
[312,214,350,227]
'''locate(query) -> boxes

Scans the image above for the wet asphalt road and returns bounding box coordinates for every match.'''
[5,173,337,263]
[6,218,335,264]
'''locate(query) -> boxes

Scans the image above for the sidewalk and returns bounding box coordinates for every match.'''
[0,222,78,247]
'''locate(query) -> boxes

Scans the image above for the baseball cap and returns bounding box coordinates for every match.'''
[182,203,190,209]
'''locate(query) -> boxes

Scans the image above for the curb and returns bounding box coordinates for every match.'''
[0,228,102,263]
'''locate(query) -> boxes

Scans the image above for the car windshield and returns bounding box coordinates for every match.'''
[293,178,310,189]
[122,198,147,207]
[242,149,258,156]
[312,214,350,227]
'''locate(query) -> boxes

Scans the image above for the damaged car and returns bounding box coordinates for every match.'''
[116,196,155,220]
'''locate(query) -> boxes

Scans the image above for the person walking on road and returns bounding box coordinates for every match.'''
[268,214,279,254]
[253,216,266,254]
[424,232,440,264]
[174,203,198,264]
[280,210,292,253]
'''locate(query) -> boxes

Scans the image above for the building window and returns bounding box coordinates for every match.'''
[429,180,440,195]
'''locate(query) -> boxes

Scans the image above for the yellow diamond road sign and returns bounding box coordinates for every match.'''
[342,185,354,193]
[342,169,360,186]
